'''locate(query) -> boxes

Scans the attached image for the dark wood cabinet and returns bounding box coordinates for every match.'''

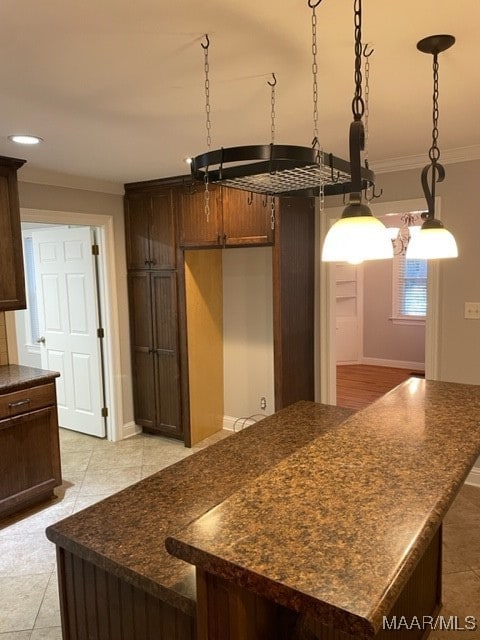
[128,271,182,438]
[0,375,61,519]
[125,190,176,269]
[124,175,314,446]
[178,184,223,247]
[222,189,274,246]
[178,185,273,248]
[0,155,27,311]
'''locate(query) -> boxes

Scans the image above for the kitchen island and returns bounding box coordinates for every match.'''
[46,401,352,639]
[167,378,480,639]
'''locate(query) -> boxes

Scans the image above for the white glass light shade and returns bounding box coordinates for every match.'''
[406,226,458,259]
[322,216,393,263]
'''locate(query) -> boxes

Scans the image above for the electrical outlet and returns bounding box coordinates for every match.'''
[464,302,480,320]
[260,397,267,410]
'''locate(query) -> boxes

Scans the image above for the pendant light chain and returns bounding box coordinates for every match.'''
[269,74,276,145]
[363,46,371,164]
[352,0,365,120]
[429,54,441,164]
[309,0,325,211]
[202,35,212,222]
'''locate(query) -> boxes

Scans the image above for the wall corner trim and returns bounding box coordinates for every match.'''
[122,421,142,440]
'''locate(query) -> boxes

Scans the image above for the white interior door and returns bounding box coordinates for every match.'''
[33,226,105,437]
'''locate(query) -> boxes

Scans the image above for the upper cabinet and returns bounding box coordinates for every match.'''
[178,185,274,249]
[125,189,176,270]
[0,156,27,311]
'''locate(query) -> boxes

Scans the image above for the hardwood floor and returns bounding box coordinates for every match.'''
[336,364,425,410]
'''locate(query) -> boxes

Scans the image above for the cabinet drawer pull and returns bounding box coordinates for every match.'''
[145,259,150,266]
[9,399,31,409]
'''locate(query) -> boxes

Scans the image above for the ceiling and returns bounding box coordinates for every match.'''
[1,0,479,190]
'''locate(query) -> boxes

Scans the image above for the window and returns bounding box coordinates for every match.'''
[392,229,428,323]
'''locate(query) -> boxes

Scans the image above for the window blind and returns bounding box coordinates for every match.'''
[392,229,428,319]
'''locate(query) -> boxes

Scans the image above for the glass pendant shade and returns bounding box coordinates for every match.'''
[406,225,458,259]
[322,213,393,263]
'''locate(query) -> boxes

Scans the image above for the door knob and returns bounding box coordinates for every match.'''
[36,336,46,344]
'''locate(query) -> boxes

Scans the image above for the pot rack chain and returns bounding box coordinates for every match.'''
[268,74,277,230]
[309,0,325,210]
[202,34,211,221]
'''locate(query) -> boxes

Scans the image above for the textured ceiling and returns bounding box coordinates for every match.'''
[1,0,478,188]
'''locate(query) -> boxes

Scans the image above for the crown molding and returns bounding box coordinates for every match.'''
[371,145,480,174]
[17,165,124,195]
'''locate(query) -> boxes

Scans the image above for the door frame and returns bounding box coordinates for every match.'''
[6,208,123,441]
[317,197,441,405]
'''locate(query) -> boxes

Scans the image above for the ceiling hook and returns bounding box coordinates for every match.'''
[308,0,323,7]
[267,73,277,87]
[363,43,374,57]
[201,34,210,50]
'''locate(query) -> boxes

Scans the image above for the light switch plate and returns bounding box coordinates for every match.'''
[464,302,480,319]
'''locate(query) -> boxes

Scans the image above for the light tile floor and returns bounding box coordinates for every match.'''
[0,427,230,639]
[0,428,479,639]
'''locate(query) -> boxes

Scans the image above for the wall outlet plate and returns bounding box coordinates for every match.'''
[464,302,480,319]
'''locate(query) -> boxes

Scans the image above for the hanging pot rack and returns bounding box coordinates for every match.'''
[190,145,374,198]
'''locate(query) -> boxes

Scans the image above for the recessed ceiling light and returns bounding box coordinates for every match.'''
[8,134,44,145]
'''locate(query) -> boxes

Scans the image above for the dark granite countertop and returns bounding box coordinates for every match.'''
[46,401,353,615]
[0,364,60,393]
[166,379,480,636]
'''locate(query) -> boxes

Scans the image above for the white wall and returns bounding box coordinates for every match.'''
[223,247,274,422]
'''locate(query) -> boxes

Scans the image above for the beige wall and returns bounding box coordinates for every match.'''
[223,248,274,421]
[16,180,133,430]
[363,259,425,364]
[0,313,8,366]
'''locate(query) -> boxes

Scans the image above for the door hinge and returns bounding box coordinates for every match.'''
[97,327,105,338]
[92,244,99,256]
[101,407,109,418]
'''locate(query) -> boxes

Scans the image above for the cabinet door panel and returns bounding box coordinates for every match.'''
[128,272,155,427]
[151,273,182,435]
[178,185,222,248]
[222,189,274,247]
[125,195,151,269]
[154,354,182,435]
[150,192,176,269]
[0,163,26,310]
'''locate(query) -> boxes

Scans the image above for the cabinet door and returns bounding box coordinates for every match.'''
[151,272,182,436]
[150,192,176,269]
[128,272,156,428]
[0,162,26,310]
[178,185,223,248]
[125,195,151,269]
[222,189,274,247]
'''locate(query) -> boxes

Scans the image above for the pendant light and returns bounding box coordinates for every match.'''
[321,0,392,263]
[406,35,458,260]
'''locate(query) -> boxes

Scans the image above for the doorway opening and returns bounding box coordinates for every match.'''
[6,208,123,441]
[318,197,440,408]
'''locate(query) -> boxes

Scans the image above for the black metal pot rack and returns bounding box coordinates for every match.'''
[190,144,374,198]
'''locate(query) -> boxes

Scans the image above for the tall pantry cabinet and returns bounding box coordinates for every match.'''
[125,187,185,441]
[124,176,315,447]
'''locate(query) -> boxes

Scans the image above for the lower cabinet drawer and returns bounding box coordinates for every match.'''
[0,383,56,419]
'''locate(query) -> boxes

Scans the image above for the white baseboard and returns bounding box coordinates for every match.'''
[223,415,265,431]
[465,466,480,488]
[360,357,425,371]
[122,421,142,439]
